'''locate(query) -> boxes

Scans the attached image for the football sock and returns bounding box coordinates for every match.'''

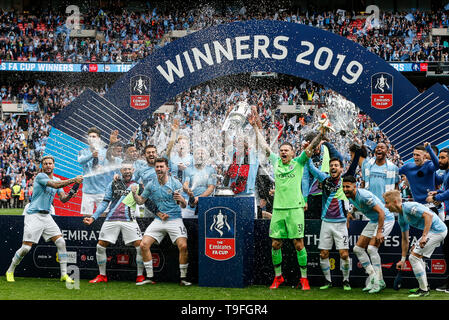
[135,246,144,276]
[96,244,107,276]
[353,245,376,276]
[7,244,31,273]
[180,263,188,279]
[272,248,282,276]
[410,254,428,291]
[144,260,154,278]
[367,245,383,281]
[320,257,332,282]
[55,237,68,276]
[341,258,350,281]
[297,248,308,278]
[420,258,427,272]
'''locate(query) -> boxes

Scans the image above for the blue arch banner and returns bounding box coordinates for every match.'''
[49,20,449,174]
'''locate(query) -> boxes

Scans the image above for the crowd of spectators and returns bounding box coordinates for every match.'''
[0,80,108,208]
[1,6,449,63]
[0,81,107,112]
[0,112,41,208]
[0,77,407,209]
[132,80,404,192]
[1,3,430,209]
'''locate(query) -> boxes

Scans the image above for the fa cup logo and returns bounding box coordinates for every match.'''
[204,207,236,261]
[209,210,231,236]
[130,75,150,110]
[371,72,393,109]
[374,74,390,93]
[133,76,148,95]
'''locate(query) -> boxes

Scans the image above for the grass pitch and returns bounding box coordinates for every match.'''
[1,208,448,301]
[1,276,449,300]
[0,209,23,215]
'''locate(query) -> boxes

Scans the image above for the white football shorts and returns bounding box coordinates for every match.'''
[361,219,395,238]
[318,221,349,250]
[23,213,62,243]
[412,230,448,258]
[144,218,188,244]
[98,220,143,246]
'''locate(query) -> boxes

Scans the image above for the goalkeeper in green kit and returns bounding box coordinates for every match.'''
[249,108,323,290]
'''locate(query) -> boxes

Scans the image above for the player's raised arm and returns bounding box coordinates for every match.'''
[165,119,179,159]
[248,108,272,156]
[306,158,328,182]
[109,129,120,144]
[304,132,324,158]
[46,175,83,190]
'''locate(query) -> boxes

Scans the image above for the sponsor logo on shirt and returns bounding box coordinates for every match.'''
[276,173,296,179]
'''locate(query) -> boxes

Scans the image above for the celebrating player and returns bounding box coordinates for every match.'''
[131,157,191,286]
[343,175,395,293]
[182,147,217,217]
[384,190,448,297]
[361,141,399,202]
[5,155,83,283]
[78,127,109,216]
[306,140,362,291]
[249,108,323,290]
[83,161,145,284]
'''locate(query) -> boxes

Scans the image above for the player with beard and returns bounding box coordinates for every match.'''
[134,120,178,186]
[131,158,191,286]
[306,144,362,291]
[249,111,323,291]
[343,175,395,293]
[169,134,194,183]
[5,156,83,283]
[83,161,145,284]
[361,141,399,203]
[134,145,158,185]
[132,122,178,218]
[426,148,449,292]
[182,147,216,217]
[302,132,344,219]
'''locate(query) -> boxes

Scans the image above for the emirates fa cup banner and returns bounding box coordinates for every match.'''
[371,72,393,109]
[204,207,236,261]
[130,75,150,110]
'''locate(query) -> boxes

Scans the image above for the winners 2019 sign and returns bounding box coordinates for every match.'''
[46,20,449,215]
